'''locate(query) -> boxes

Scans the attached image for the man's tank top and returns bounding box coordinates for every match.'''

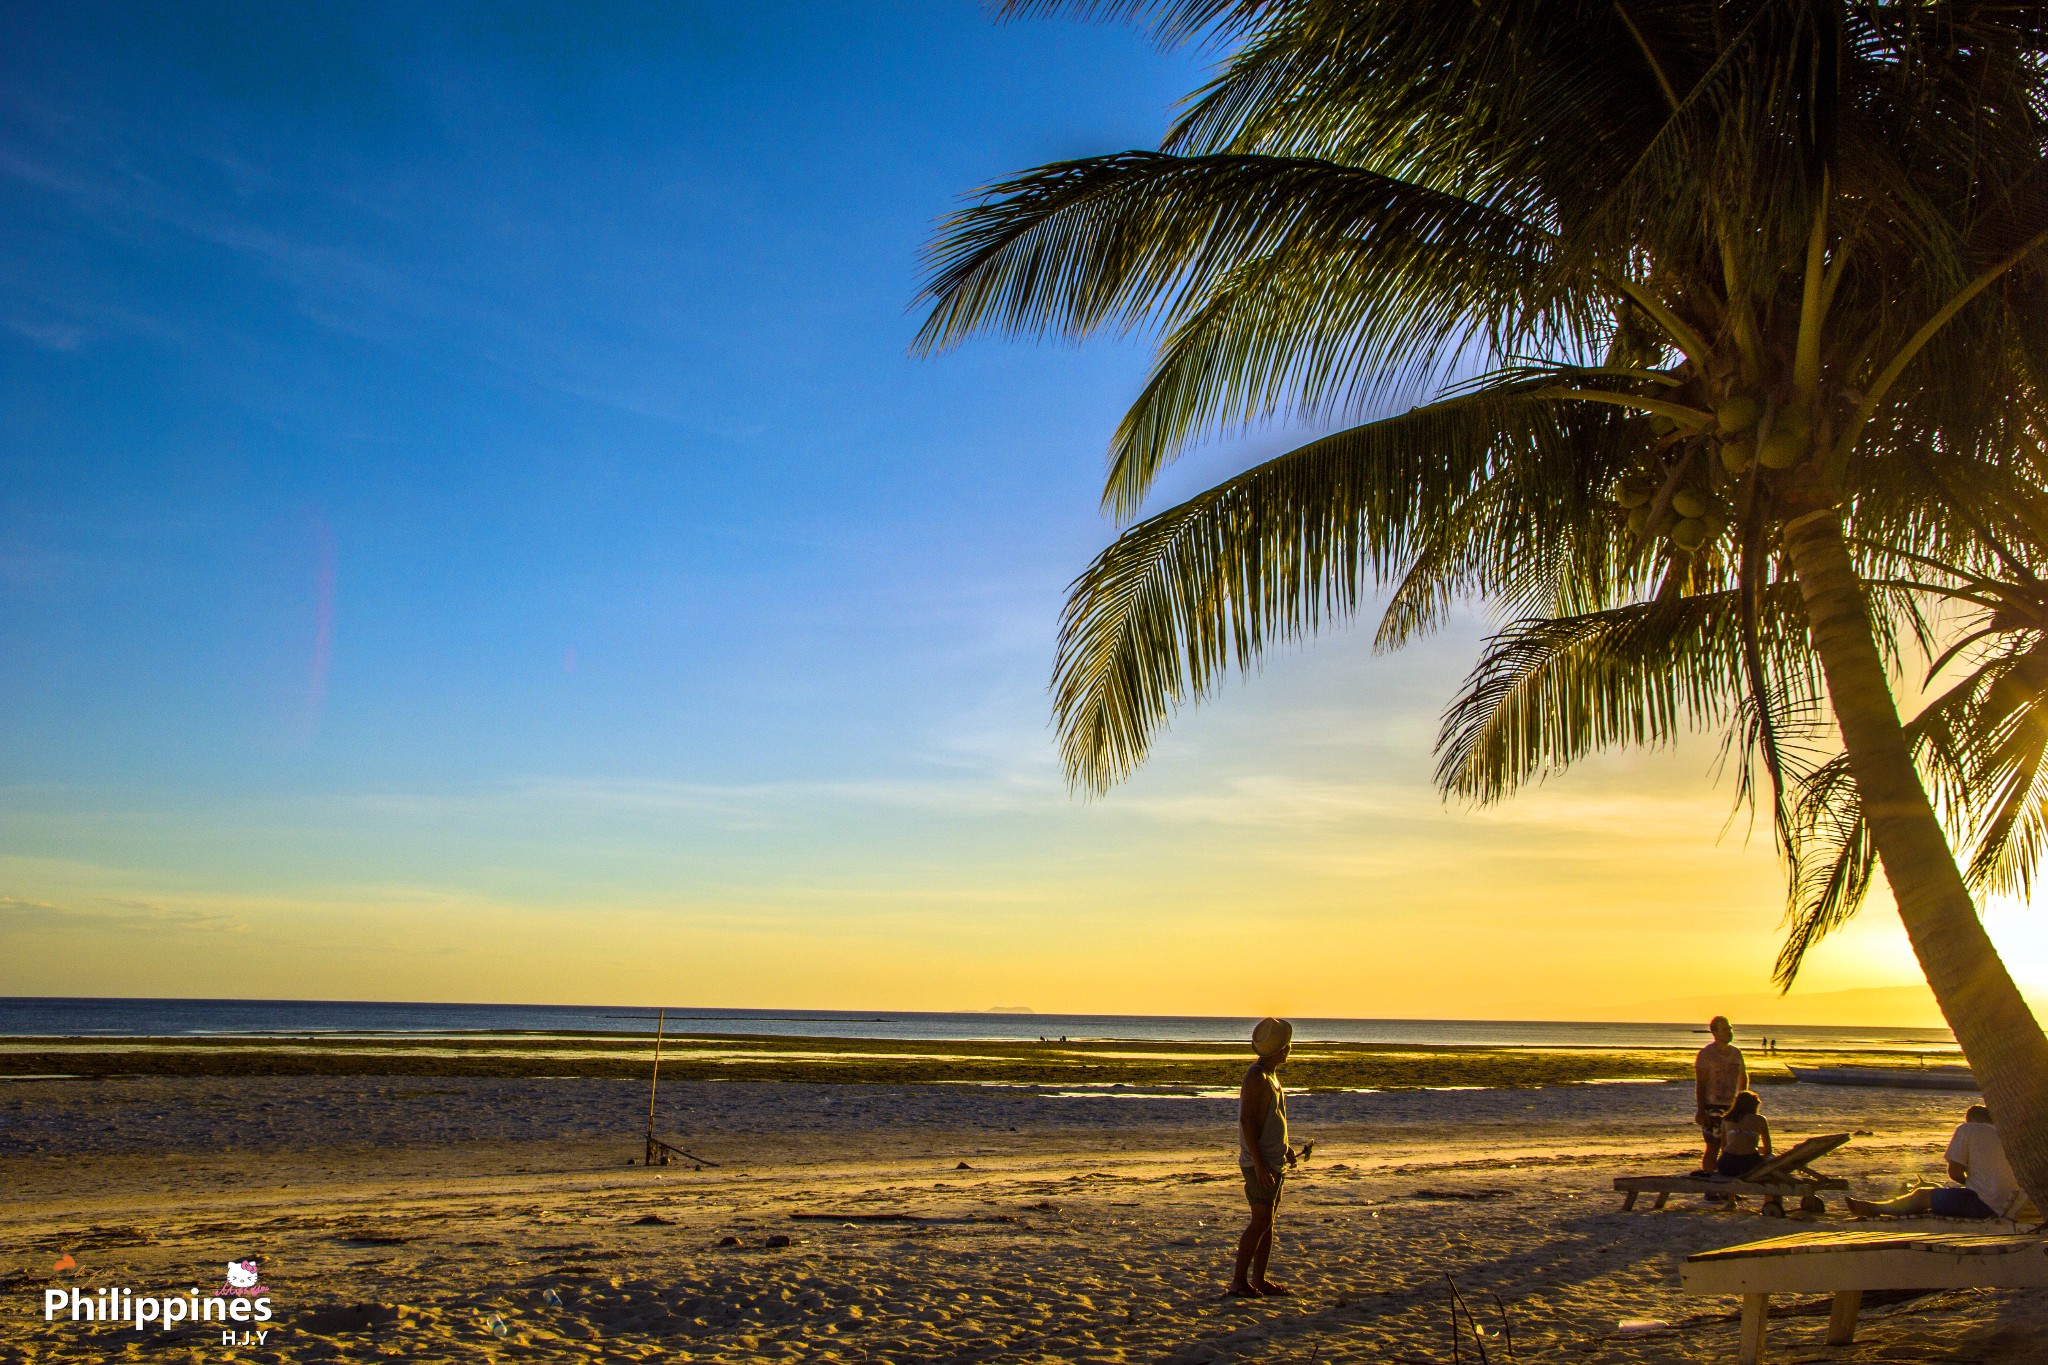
[1237,1062,1288,1169]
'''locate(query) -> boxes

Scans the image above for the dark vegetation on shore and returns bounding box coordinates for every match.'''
[0,1031,1916,1089]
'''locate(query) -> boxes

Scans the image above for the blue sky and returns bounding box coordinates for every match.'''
[1,2,2025,1019]
[2,2,1196,791]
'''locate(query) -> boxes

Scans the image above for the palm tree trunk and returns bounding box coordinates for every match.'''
[1782,508,2048,1209]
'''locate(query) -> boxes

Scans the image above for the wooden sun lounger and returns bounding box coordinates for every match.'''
[1681,1228,2048,1363]
[1614,1133,1851,1213]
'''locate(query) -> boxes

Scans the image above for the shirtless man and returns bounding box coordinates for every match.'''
[1694,1016,1748,1174]
[1230,1016,1293,1298]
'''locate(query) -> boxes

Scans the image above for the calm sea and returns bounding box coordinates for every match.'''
[0,997,1956,1054]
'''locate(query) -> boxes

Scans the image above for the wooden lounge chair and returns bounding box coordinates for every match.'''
[1614,1133,1851,1214]
[1681,1228,2048,1363]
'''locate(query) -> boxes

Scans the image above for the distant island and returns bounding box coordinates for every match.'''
[981,1006,1035,1014]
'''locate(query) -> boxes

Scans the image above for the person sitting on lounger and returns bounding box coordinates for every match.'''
[1715,1090,1772,1177]
[1847,1105,2018,1221]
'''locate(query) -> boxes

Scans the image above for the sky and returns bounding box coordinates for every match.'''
[2,1,2041,1024]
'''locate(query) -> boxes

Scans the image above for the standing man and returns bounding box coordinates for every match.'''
[1694,1016,1748,1175]
[1230,1016,1292,1298]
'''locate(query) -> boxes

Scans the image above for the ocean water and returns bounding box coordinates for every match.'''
[0,997,1957,1054]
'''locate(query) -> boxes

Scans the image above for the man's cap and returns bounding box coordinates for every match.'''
[1252,1017,1293,1056]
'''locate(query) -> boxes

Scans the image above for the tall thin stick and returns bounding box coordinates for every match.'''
[1446,1275,1488,1365]
[645,1007,666,1163]
[1490,1291,1516,1361]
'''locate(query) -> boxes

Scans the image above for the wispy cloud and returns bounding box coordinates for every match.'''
[3,316,89,350]
[0,893,247,933]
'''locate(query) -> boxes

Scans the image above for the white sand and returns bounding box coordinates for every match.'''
[3,1076,2043,1362]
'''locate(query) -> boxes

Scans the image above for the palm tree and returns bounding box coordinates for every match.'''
[1782,451,2048,988]
[917,0,2048,1199]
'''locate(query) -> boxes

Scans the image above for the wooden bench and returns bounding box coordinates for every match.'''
[1614,1133,1850,1213]
[1681,1229,2048,1363]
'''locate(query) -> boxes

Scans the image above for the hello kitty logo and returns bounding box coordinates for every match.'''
[220,1261,267,1298]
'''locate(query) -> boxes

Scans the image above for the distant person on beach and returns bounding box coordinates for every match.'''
[1847,1105,2020,1221]
[1231,1016,1293,1298]
[1714,1091,1772,1176]
[1694,1016,1748,1174]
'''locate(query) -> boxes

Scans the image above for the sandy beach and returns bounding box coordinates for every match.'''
[5,1072,2043,1363]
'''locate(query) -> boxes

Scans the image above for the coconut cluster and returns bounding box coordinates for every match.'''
[1609,389,1813,555]
[1713,393,1811,473]
[1611,470,1726,552]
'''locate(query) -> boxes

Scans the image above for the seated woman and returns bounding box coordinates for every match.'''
[1715,1091,1772,1177]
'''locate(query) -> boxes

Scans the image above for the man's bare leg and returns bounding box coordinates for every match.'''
[1230,1205,1272,1296]
[1846,1189,1935,1218]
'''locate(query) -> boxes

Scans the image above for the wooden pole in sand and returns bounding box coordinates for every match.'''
[644,1007,665,1166]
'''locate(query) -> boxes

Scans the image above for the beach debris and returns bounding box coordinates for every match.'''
[764,1234,792,1248]
[1411,1188,1509,1202]
[631,1214,674,1226]
[51,1254,75,1274]
[717,1235,741,1247]
[336,1231,409,1245]
[486,1312,512,1339]
[1613,1319,1672,1337]
[955,1161,974,1170]
[540,1289,562,1307]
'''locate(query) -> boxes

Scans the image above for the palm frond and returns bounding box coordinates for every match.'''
[916,152,1554,359]
[1435,584,1819,806]
[1054,387,1554,791]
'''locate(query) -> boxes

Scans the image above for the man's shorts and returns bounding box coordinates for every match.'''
[1698,1104,1729,1137]
[1929,1187,1997,1219]
[1241,1166,1285,1208]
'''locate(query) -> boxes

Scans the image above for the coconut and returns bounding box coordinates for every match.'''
[1670,517,1710,551]
[1720,438,1755,473]
[1671,489,1711,519]
[1649,414,1677,436]
[1715,396,1762,434]
[1613,477,1653,508]
[1758,430,1804,469]
[1626,505,1651,536]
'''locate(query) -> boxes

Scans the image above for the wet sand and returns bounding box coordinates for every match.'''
[3,1076,2041,1363]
